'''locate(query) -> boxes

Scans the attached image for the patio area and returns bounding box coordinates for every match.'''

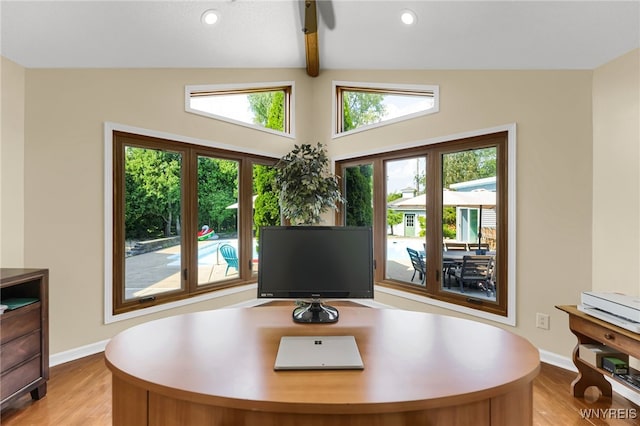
[123,235,496,303]
[124,238,248,299]
[386,236,497,302]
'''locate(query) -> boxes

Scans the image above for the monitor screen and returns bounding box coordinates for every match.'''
[257,226,374,300]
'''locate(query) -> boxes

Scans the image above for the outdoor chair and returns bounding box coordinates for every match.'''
[406,247,426,285]
[485,257,497,296]
[442,241,468,286]
[444,241,469,251]
[450,255,492,293]
[467,242,490,252]
[219,244,239,276]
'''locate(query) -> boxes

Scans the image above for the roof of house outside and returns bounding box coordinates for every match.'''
[449,176,496,192]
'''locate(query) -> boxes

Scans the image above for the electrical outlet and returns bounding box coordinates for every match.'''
[536,313,550,330]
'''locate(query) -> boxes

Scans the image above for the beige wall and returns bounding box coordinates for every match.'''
[592,49,640,295]
[22,68,306,353]
[1,57,26,267]
[2,50,634,359]
[321,69,593,358]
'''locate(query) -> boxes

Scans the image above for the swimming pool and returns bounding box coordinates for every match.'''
[386,237,424,261]
[166,239,258,267]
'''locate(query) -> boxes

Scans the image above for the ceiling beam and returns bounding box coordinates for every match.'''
[305,32,319,77]
[303,0,319,77]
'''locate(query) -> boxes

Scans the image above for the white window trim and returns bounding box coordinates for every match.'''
[333,123,517,327]
[332,80,439,139]
[103,122,277,324]
[185,81,295,139]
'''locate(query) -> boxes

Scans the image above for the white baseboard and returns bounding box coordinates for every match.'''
[539,348,577,372]
[49,339,109,367]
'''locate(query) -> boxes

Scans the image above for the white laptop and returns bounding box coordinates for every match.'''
[274,336,364,371]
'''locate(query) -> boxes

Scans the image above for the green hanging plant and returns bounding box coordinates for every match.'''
[275,143,345,225]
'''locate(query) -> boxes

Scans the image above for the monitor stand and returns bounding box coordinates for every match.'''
[292,300,339,323]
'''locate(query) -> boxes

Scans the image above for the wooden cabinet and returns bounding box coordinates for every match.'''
[0,268,49,409]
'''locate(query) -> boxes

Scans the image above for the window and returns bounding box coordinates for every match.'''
[405,214,415,228]
[336,130,512,320]
[195,155,240,285]
[334,81,438,136]
[185,82,294,137]
[384,156,427,285]
[111,130,279,316]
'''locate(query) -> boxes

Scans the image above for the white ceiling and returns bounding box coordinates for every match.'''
[1,0,639,71]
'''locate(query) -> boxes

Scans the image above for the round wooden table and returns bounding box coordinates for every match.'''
[105,305,540,426]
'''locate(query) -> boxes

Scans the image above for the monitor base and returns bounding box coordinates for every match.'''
[292,300,339,323]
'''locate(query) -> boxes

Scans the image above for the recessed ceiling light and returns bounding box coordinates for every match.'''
[400,10,417,26]
[201,10,219,26]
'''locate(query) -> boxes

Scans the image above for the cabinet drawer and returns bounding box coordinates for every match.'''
[0,302,41,345]
[0,330,41,371]
[572,316,640,359]
[0,355,41,401]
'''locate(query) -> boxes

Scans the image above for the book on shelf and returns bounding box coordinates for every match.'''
[0,297,39,311]
[615,367,640,391]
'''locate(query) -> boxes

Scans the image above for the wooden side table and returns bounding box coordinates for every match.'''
[557,305,640,398]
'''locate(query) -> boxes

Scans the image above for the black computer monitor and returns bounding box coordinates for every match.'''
[257,226,374,323]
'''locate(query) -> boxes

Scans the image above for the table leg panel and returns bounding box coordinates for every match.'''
[112,375,148,426]
[148,391,493,426]
[490,382,533,426]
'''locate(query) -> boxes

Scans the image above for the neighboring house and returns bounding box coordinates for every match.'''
[388,187,424,237]
[450,177,497,243]
[388,178,497,242]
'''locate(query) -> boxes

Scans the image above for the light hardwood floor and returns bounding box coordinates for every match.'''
[1,353,638,425]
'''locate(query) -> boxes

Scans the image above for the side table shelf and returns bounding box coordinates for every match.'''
[556,305,640,398]
[0,268,49,409]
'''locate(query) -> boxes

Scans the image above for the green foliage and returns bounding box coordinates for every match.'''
[197,157,239,234]
[387,209,403,234]
[387,192,402,202]
[442,206,456,224]
[418,216,426,237]
[442,206,457,239]
[247,93,271,127]
[443,224,456,239]
[245,93,284,235]
[247,92,285,132]
[385,193,404,235]
[266,92,284,131]
[345,165,373,226]
[410,214,454,239]
[124,147,241,241]
[442,148,496,188]
[253,165,280,237]
[387,192,403,234]
[275,143,344,225]
[125,147,181,239]
[342,91,387,132]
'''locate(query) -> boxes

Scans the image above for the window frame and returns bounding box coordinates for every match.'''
[333,80,439,138]
[185,81,295,138]
[104,123,279,323]
[334,124,516,326]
